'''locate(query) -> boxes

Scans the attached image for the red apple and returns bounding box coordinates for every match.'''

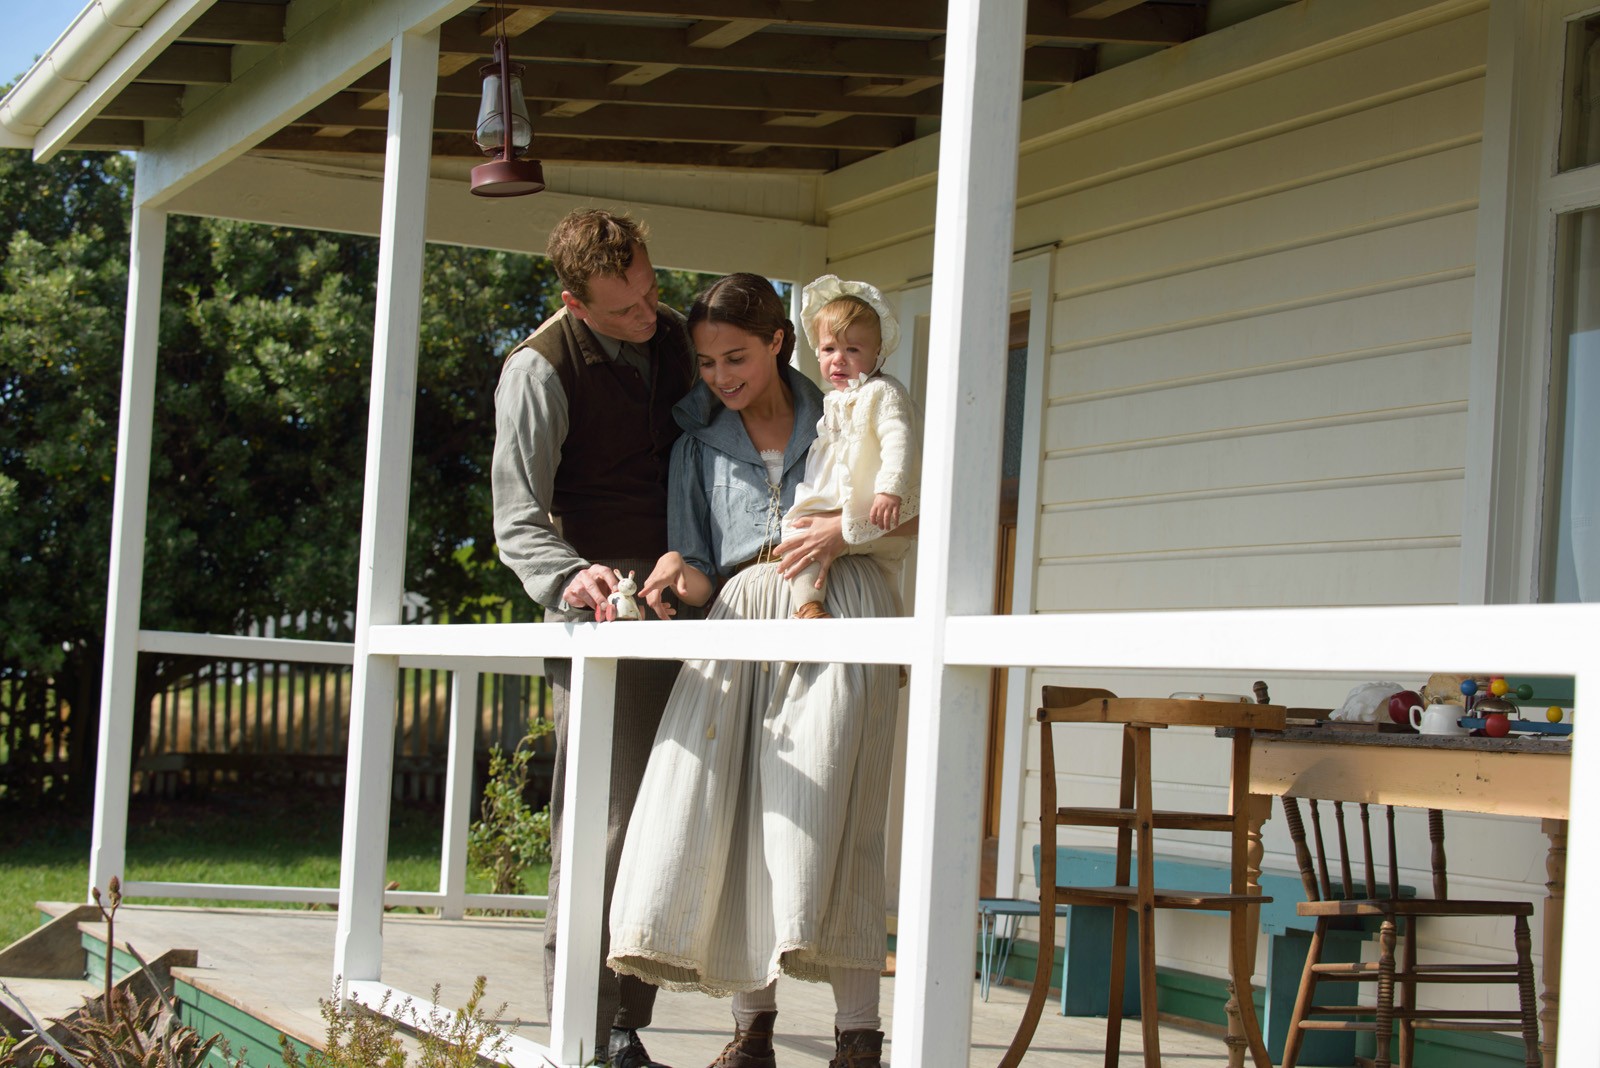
[1484,713,1512,738]
[1388,689,1422,725]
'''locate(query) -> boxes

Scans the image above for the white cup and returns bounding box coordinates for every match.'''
[1409,703,1468,736]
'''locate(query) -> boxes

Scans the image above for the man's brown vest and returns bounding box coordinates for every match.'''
[511,305,695,561]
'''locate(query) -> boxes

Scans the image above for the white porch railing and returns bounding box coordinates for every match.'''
[342,604,1598,1068]
[112,628,549,920]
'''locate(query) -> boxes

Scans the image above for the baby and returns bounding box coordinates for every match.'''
[784,275,920,619]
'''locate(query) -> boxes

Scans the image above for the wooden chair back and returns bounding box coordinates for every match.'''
[1280,798,1451,904]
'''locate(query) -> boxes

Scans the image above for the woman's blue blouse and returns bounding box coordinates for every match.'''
[667,363,825,581]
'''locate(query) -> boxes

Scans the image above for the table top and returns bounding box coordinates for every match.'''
[1256,725,1571,754]
[1241,725,1571,820]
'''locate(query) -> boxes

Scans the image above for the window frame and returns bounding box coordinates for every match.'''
[1466,0,1600,603]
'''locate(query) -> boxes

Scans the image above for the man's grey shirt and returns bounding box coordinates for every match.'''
[491,308,651,609]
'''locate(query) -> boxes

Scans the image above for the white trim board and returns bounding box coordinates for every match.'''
[163,154,826,280]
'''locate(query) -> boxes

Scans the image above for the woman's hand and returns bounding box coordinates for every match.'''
[639,551,713,619]
[775,512,845,587]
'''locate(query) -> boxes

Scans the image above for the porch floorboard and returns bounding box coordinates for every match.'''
[28,903,1233,1065]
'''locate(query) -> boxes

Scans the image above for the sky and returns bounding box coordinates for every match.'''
[2,4,81,91]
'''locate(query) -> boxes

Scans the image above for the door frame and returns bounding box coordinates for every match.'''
[884,249,1053,902]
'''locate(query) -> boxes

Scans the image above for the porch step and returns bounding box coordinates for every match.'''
[0,976,98,1039]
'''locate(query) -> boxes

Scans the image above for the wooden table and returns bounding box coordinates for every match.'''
[1244,728,1570,1068]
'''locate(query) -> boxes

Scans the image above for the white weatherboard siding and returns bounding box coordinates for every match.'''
[823,0,1540,1009]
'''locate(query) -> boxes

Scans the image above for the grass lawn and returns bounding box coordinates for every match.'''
[0,787,549,949]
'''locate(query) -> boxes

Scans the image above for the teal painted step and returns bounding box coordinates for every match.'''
[176,978,312,1068]
[80,930,310,1067]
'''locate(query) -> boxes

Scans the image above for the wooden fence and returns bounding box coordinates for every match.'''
[0,664,73,799]
[1,605,552,805]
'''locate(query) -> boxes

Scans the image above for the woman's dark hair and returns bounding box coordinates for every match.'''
[686,273,796,365]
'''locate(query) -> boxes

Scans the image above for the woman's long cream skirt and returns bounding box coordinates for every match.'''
[606,556,901,995]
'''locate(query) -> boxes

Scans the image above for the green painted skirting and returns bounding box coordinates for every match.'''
[80,932,310,1067]
[175,978,312,1068]
[979,936,1528,1068]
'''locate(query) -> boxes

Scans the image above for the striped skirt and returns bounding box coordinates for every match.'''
[606,555,901,995]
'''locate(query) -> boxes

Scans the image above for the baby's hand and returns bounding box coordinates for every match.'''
[870,493,901,532]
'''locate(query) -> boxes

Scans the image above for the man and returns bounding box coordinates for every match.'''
[492,208,694,1068]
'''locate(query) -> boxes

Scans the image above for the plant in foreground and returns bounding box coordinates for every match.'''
[0,876,243,1068]
[467,716,554,903]
[281,975,528,1067]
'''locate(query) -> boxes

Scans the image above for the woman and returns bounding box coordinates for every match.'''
[607,274,905,1068]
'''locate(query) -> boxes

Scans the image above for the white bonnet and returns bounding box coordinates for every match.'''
[799,275,901,366]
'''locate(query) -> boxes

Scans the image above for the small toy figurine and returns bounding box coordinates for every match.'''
[608,569,642,621]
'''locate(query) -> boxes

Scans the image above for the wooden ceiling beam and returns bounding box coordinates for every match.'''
[104,84,187,120]
[607,63,679,85]
[439,20,944,79]
[442,20,1103,84]
[179,1,288,46]
[1063,0,1151,16]
[136,44,233,86]
[67,120,145,150]
[293,92,914,149]
[354,62,942,116]
[476,1,1197,44]
[253,128,839,170]
[480,5,554,36]
[687,19,772,48]
[1021,46,1096,84]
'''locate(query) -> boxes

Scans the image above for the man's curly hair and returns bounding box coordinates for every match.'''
[546,209,650,303]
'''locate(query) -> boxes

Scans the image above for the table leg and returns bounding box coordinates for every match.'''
[1225,793,1273,1068]
[1540,818,1566,1068]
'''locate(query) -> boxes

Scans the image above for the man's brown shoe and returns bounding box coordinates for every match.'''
[707,1011,777,1067]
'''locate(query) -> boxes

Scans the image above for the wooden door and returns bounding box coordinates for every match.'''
[980,310,1029,897]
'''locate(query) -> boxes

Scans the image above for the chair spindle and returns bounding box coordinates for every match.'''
[1281,797,1319,902]
[1309,799,1332,900]
[1386,804,1399,902]
[1360,802,1375,898]
[1428,808,1449,900]
[1334,800,1353,898]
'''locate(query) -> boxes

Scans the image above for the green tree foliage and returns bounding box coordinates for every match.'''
[0,142,718,803]
[0,150,134,792]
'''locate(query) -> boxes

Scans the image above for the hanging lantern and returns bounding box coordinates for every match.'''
[470,34,545,197]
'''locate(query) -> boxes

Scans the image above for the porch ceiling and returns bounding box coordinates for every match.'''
[63,0,1250,174]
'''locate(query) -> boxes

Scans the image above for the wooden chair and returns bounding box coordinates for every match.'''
[1000,687,1286,1068]
[1278,798,1540,1068]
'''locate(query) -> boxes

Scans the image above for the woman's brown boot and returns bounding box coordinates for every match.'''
[827,1028,884,1067]
[793,600,831,619]
[707,1011,777,1068]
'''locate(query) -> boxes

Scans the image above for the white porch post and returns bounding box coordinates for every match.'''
[88,195,167,901]
[892,0,1024,1061]
[438,669,479,920]
[333,26,439,984]
[549,657,616,1065]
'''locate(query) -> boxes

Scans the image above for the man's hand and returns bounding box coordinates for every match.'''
[561,562,621,622]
